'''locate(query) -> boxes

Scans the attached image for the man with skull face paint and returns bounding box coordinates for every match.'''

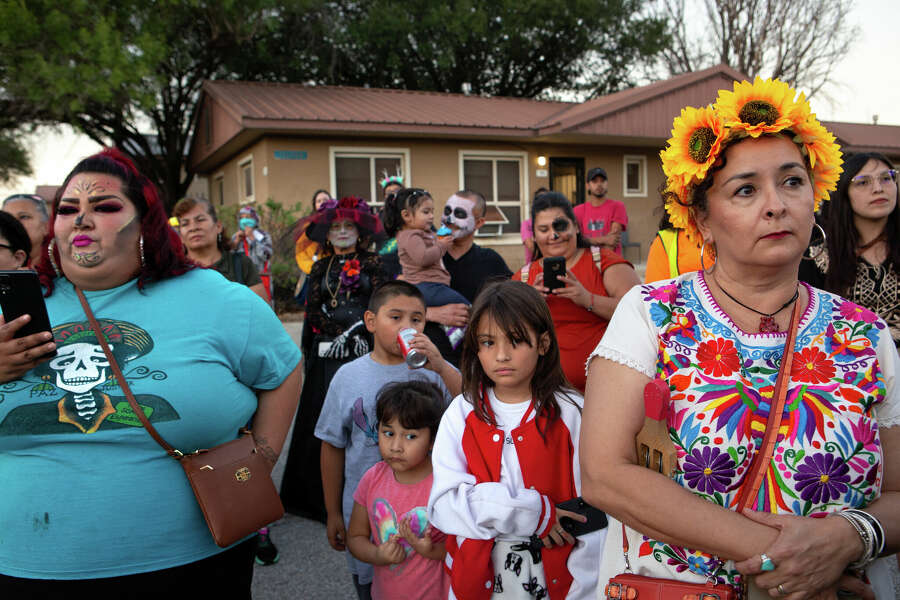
[440,190,512,302]
[422,190,512,366]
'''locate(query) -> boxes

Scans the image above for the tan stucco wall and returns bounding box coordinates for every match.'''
[211,135,665,266]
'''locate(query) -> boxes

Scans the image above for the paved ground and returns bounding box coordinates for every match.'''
[251,438,355,599]
[250,322,355,599]
[262,322,900,599]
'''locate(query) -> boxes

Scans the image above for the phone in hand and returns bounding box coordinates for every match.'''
[0,270,56,357]
[543,256,566,291]
[556,497,608,537]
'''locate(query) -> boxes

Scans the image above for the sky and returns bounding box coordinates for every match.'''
[1,0,897,199]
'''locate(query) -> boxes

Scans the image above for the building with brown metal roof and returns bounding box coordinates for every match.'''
[188,64,900,271]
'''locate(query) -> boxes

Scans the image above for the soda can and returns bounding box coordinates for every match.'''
[397,328,427,368]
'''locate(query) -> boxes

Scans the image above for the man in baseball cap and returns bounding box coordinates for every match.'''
[575,166,628,255]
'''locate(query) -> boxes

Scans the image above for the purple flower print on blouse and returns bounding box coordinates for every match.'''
[794,453,850,504]
[682,447,736,495]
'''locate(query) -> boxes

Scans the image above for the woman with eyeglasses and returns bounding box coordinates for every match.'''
[800,153,900,347]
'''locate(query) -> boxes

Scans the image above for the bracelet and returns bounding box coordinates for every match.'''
[587,294,594,312]
[833,511,876,570]
[845,509,886,557]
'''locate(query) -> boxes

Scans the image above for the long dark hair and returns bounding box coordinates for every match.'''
[37,148,193,293]
[819,152,900,293]
[461,280,578,435]
[382,188,431,237]
[529,192,590,261]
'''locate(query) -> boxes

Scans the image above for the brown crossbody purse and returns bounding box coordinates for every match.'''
[605,299,801,600]
[76,287,285,548]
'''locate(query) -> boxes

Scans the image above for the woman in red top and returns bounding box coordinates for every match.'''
[514,192,639,391]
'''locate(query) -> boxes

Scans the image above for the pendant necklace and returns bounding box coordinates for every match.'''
[713,276,799,333]
[324,255,341,308]
[324,253,355,308]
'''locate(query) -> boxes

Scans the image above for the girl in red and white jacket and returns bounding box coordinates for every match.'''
[428,280,605,600]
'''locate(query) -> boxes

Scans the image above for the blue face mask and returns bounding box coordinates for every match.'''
[239,218,257,230]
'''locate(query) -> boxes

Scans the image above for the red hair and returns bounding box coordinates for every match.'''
[37,148,193,294]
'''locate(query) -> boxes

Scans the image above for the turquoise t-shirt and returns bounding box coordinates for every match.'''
[0,270,301,579]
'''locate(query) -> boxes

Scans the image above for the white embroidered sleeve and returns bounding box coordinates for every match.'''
[874,328,900,428]
[585,284,658,379]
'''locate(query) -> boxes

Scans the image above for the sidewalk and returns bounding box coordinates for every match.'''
[253,319,355,598]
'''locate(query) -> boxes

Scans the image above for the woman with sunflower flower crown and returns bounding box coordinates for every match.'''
[280,196,385,523]
[581,78,900,599]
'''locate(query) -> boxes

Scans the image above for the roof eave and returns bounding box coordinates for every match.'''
[240,118,539,138]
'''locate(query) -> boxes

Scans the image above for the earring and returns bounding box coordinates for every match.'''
[801,223,827,261]
[47,240,62,278]
[139,235,146,268]
[699,239,717,272]
[217,232,222,243]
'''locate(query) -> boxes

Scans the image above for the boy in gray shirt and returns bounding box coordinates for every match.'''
[315,281,461,599]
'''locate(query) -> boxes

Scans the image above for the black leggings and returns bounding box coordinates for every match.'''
[0,538,255,600]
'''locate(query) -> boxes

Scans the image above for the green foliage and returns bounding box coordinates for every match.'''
[0,0,279,208]
[0,0,668,195]
[258,197,304,311]
[248,0,669,97]
[0,129,31,182]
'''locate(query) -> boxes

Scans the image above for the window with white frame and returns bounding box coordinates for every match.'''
[459,151,527,237]
[330,147,410,206]
[214,173,225,206]
[623,155,647,197]
[238,156,254,202]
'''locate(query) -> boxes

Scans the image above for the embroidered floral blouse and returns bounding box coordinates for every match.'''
[589,271,900,594]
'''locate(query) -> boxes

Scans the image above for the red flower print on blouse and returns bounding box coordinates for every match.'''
[791,347,836,384]
[696,338,740,377]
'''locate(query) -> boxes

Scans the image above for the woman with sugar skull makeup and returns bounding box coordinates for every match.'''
[0,148,302,597]
[281,196,386,522]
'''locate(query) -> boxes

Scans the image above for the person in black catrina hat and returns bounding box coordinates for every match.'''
[281,197,387,522]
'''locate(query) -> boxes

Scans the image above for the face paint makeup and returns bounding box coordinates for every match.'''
[441,194,477,239]
[328,219,359,249]
[72,178,105,195]
[73,251,101,266]
[552,217,570,233]
[116,214,136,233]
[55,172,142,279]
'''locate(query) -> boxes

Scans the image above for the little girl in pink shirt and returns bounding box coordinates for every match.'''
[348,381,450,600]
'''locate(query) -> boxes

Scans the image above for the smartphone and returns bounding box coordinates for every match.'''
[543,256,566,291]
[0,270,56,356]
[556,497,608,537]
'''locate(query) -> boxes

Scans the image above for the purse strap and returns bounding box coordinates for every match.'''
[620,292,803,564]
[734,296,801,511]
[75,287,182,459]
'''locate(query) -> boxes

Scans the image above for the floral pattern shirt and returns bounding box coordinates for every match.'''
[589,271,900,592]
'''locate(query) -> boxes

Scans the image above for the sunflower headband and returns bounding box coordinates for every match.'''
[660,77,843,243]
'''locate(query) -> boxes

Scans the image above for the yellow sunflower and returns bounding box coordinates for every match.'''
[660,105,725,183]
[793,119,843,209]
[715,77,804,138]
[663,175,704,243]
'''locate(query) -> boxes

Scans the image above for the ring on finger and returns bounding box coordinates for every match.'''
[777,584,787,596]
[760,553,776,571]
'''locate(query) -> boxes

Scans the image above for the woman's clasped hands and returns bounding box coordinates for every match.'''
[735,509,872,600]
